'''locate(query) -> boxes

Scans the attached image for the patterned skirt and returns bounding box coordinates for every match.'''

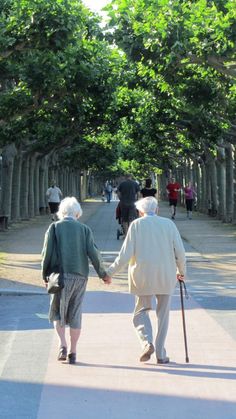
[49,273,88,328]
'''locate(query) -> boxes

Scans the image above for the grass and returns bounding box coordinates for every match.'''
[0,252,6,264]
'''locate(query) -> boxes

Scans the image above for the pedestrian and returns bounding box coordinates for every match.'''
[101,187,106,202]
[105,181,113,203]
[184,182,196,219]
[41,196,111,364]
[46,180,63,221]
[166,177,181,220]
[106,197,186,364]
[117,174,140,235]
[140,178,157,198]
[112,183,118,201]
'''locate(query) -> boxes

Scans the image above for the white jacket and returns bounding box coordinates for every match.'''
[107,215,186,296]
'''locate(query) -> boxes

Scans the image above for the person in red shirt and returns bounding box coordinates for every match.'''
[166,178,181,220]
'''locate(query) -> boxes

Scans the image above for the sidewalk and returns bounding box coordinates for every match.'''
[0,198,236,418]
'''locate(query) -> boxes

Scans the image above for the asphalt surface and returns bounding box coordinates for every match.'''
[0,197,236,418]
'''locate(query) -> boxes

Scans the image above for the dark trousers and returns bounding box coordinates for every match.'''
[186,199,193,211]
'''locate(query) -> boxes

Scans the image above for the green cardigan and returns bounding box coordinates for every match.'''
[41,218,106,280]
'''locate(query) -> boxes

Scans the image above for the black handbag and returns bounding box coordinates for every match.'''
[47,224,64,294]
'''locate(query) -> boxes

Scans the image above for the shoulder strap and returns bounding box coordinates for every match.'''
[53,223,63,274]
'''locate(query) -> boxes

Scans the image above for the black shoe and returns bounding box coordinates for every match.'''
[140,343,155,362]
[157,357,170,364]
[58,346,67,361]
[68,353,76,364]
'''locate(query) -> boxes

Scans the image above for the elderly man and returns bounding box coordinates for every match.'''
[107,197,186,364]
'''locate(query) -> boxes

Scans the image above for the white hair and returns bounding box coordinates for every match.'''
[135,197,158,214]
[57,197,83,220]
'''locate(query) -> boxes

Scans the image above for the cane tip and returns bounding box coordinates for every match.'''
[186,357,189,363]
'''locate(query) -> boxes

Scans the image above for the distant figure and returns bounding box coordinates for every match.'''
[184,182,196,219]
[106,197,186,364]
[117,174,140,235]
[166,178,181,220]
[46,181,63,221]
[112,184,118,201]
[140,178,157,198]
[105,181,113,203]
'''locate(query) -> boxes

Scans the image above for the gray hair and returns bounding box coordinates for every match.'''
[135,197,158,214]
[57,197,83,220]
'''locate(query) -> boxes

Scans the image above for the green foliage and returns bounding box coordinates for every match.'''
[1,0,236,178]
[103,0,236,173]
[0,0,122,173]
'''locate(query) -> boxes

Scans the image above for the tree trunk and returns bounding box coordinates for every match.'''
[58,170,64,196]
[181,165,187,206]
[64,168,69,196]
[20,155,30,220]
[80,170,88,201]
[216,145,226,221]
[75,170,80,199]
[192,160,197,189]
[205,162,211,215]
[206,150,218,216]
[186,158,192,182]
[199,162,207,213]
[0,143,17,220]
[233,147,236,223]
[160,172,167,201]
[34,158,40,216]
[11,153,22,220]
[193,160,199,211]
[71,170,76,196]
[225,142,234,223]
[38,157,47,214]
[28,154,36,218]
[44,159,49,212]
[68,171,73,195]
[48,167,55,186]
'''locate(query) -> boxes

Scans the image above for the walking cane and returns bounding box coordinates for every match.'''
[179,279,189,363]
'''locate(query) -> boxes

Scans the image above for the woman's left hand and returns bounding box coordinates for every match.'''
[103,275,112,284]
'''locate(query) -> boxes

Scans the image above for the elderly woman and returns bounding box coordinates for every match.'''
[41,197,110,364]
[106,197,186,364]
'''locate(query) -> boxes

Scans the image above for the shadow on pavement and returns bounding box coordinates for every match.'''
[0,295,51,331]
[1,379,236,419]
[77,361,236,379]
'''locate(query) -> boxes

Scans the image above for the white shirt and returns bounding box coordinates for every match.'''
[46,186,62,203]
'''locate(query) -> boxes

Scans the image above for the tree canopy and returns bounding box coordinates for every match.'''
[103,0,236,173]
[1,0,236,177]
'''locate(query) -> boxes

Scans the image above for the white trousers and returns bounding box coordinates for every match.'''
[133,294,171,360]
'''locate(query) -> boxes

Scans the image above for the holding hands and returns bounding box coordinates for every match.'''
[103,274,112,284]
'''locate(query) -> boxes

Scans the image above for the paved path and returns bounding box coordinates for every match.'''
[0,199,236,418]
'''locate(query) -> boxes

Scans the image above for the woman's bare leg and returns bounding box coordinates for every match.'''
[54,321,67,348]
[70,328,81,353]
